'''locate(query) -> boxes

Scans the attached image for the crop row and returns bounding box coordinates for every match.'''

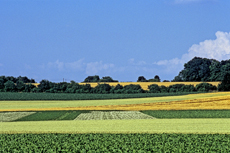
[1,133,230,152]
[74,111,155,120]
[3,110,230,122]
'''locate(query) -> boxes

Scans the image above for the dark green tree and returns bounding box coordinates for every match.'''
[83,75,100,82]
[4,80,16,92]
[38,80,53,92]
[137,76,147,82]
[176,57,213,81]
[148,84,161,93]
[99,76,118,82]
[93,84,112,94]
[0,79,4,91]
[16,81,25,92]
[218,72,230,91]
[196,83,217,92]
[24,83,36,92]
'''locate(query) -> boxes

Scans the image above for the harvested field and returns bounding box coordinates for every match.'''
[74,111,156,120]
[1,92,230,112]
[2,95,230,111]
[0,112,36,122]
[79,82,221,90]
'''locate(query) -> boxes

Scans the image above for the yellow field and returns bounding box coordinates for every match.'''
[2,92,230,112]
[79,82,221,90]
[31,82,220,90]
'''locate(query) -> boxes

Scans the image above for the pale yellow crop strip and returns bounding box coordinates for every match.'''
[1,119,230,134]
[2,95,230,111]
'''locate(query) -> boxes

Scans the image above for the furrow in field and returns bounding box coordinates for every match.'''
[74,111,156,120]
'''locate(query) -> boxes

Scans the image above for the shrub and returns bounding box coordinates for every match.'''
[148,84,161,93]
[93,84,112,94]
[196,83,217,92]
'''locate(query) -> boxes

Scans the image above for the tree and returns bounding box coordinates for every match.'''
[99,76,118,82]
[218,72,230,91]
[171,76,183,82]
[176,57,213,81]
[196,83,217,92]
[148,84,161,93]
[24,83,36,92]
[148,75,161,82]
[93,84,112,94]
[0,79,4,91]
[137,76,147,82]
[4,80,16,92]
[38,80,53,92]
[83,75,100,82]
[16,81,25,92]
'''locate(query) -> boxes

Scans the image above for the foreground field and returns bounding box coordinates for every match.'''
[1,119,230,134]
[1,92,230,111]
[1,133,229,152]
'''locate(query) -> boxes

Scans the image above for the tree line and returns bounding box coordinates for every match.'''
[0,78,221,93]
[1,56,230,92]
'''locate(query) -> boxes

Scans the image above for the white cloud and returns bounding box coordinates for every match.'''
[65,59,84,70]
[128,58,147,66]
[155,31,230,73]
[47,59,84,71]
[86,61,115,75]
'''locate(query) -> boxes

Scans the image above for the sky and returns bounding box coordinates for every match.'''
[1,0,230,83]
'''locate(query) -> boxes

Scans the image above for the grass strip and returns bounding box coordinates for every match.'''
[1,119,230,134]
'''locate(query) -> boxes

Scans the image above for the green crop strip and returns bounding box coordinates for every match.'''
[0,92,202,100]
[8,110,230,122]
[141,110,230,118]
[14,110,91,121]
[1,133,230,152]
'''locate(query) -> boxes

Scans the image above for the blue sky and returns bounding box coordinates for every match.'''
[1,0,230,83]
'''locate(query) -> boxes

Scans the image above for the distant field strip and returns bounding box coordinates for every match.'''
[79,82,220,90]
[32,82,220,90]
[1,92,229,112]
[1,119,230,134]
[74,111,156,120]
[0,112,36,122]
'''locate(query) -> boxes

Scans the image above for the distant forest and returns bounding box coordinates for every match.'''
[1,57,230,93]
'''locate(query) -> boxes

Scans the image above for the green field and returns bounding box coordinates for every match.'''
[1,92,229,111]
[1,133,229,152]
[1,92,230,152]
[1,119,230,134]
[0,92,199,100]
[2,110,230,122]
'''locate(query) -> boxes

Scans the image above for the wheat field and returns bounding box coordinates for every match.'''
[31,82,221,90]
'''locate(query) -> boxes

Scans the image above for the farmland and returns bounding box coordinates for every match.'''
[1,133,230,152]
[80,82,221,90]
[1,91,230,152]
[1,92,229,111]
[31,81,221,90]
